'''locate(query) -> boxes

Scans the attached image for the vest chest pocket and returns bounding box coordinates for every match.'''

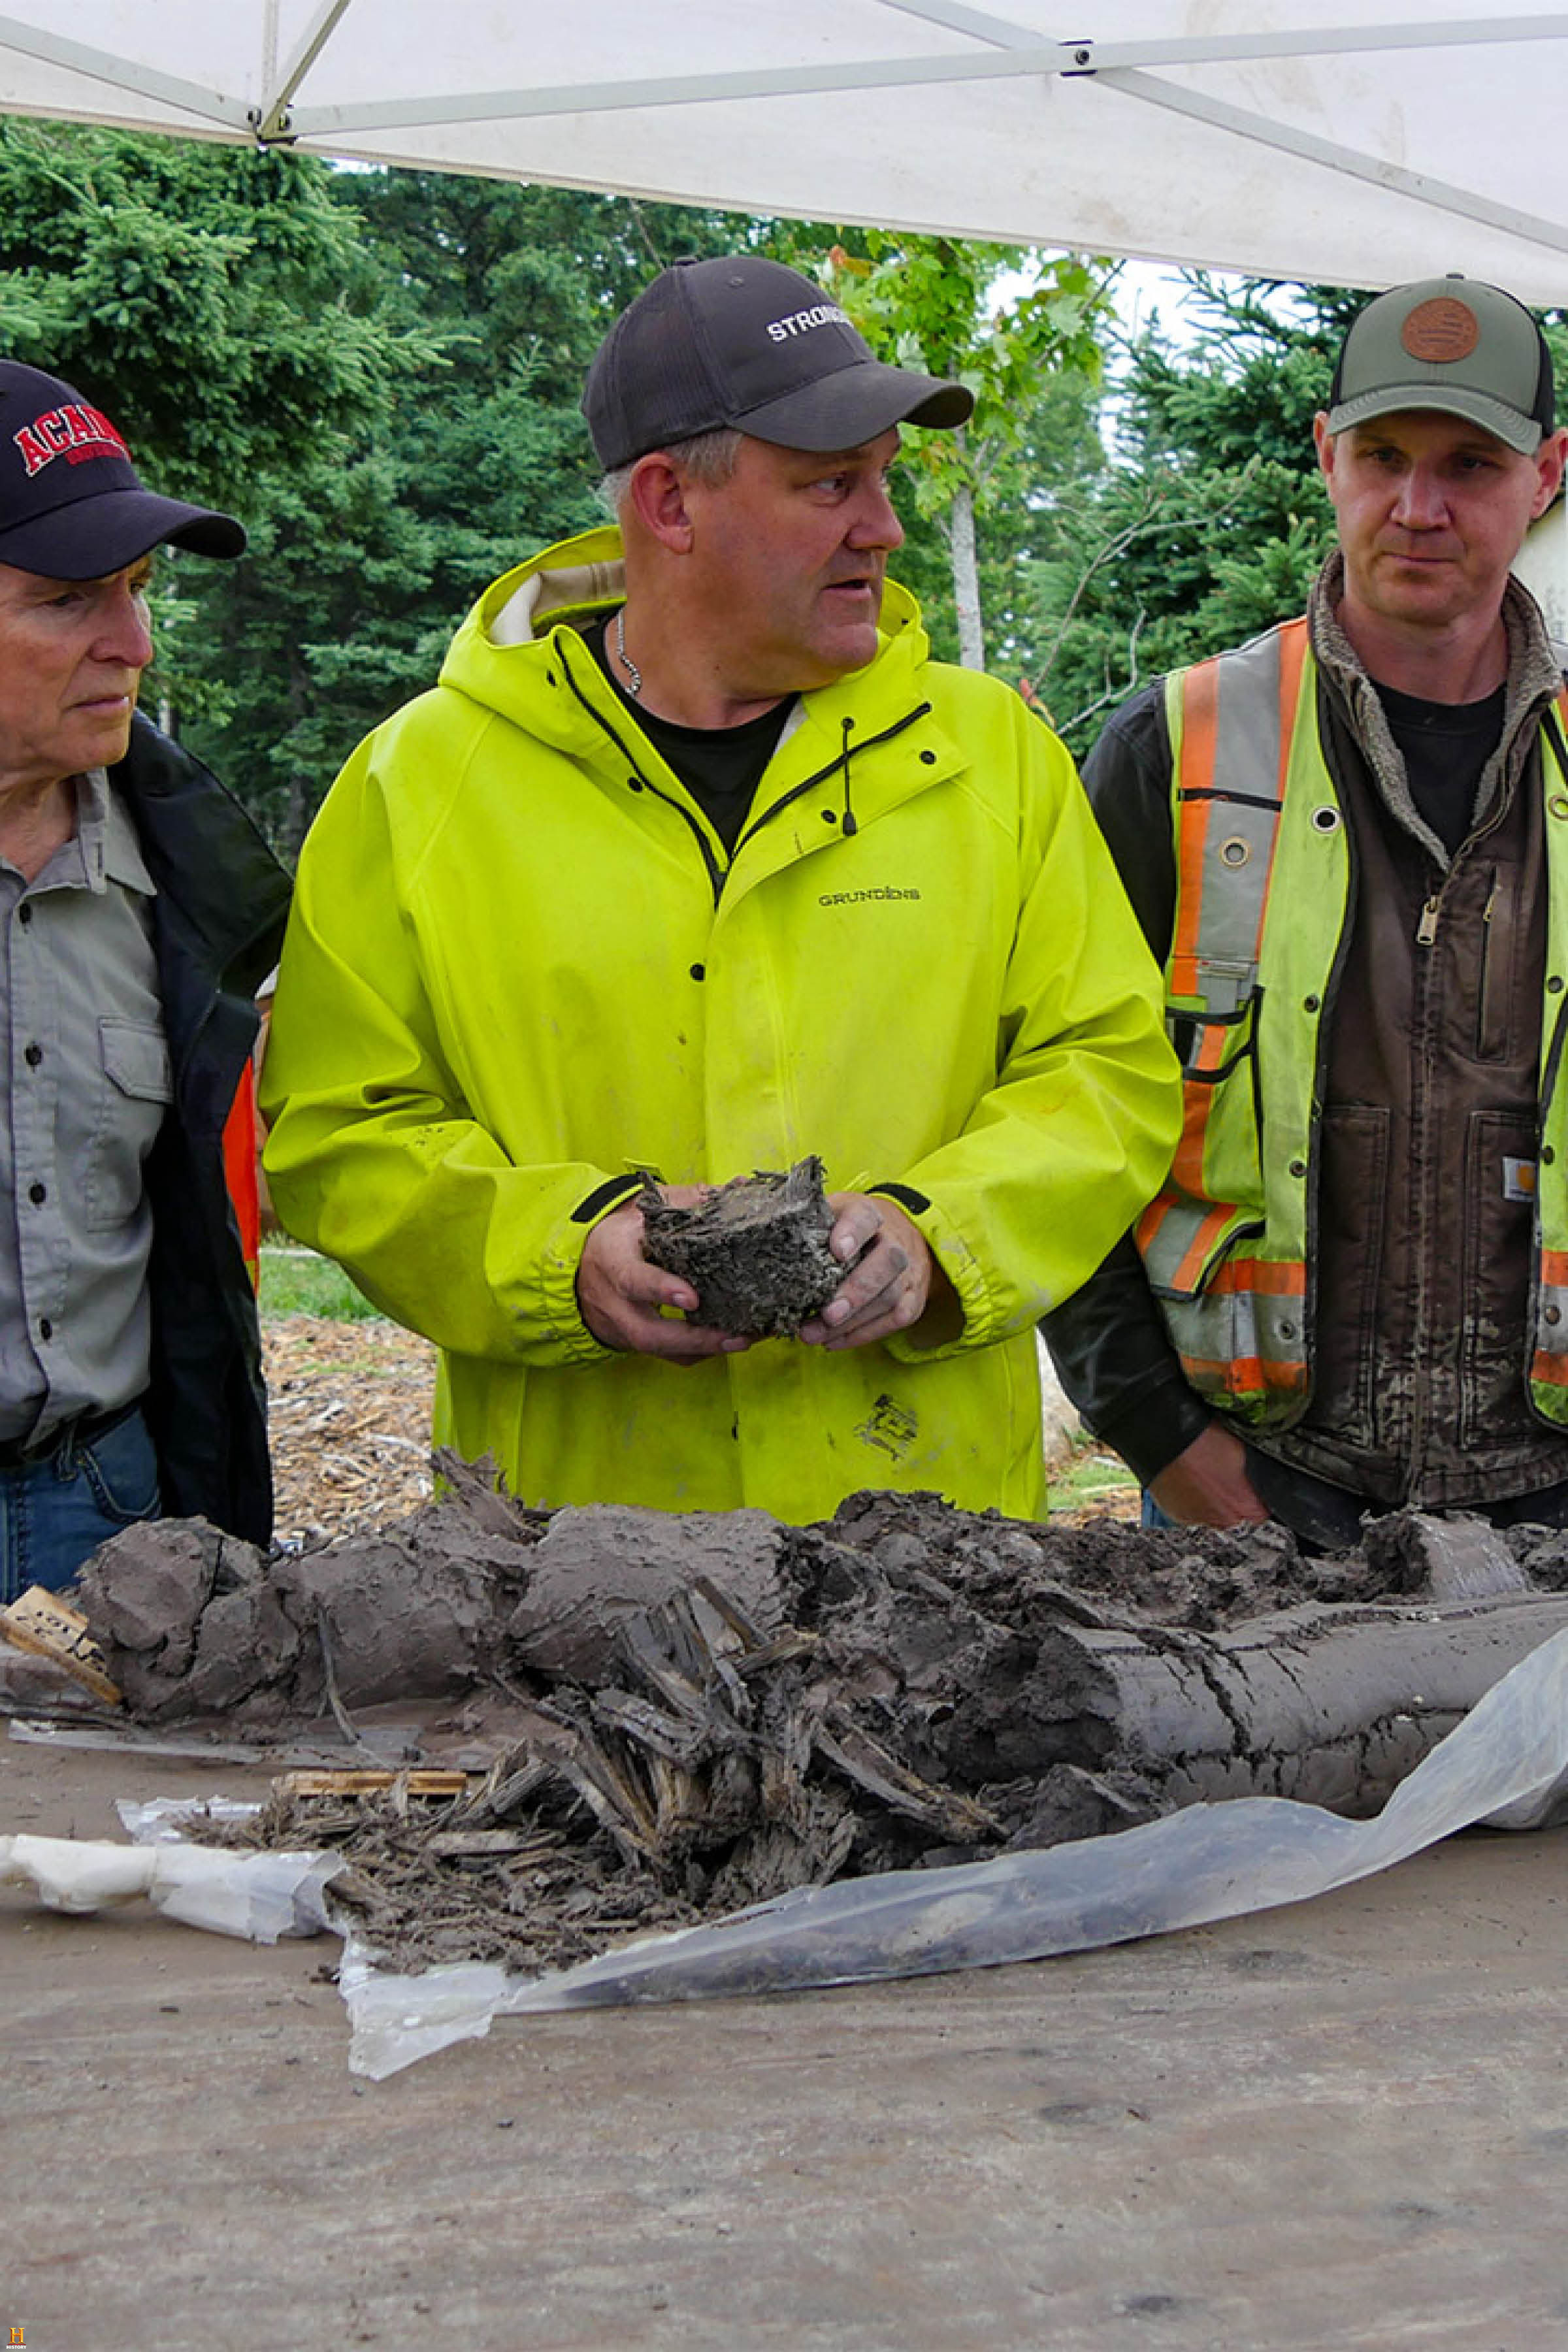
[85,1019,173,1232]
[1168,985,1266,1271]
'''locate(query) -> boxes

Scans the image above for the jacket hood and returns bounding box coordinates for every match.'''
[436,523,929,739]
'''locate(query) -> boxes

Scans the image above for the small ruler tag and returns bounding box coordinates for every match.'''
[1,1586,121,1705]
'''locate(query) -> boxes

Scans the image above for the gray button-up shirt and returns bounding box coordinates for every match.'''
[0,769,168,1443]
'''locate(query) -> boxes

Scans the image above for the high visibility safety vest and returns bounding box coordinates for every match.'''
[1136,617,1568,1429]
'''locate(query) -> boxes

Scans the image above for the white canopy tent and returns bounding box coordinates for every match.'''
[2,5,1568,301]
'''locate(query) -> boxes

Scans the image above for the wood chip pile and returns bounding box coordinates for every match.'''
[263,1316,436,1547]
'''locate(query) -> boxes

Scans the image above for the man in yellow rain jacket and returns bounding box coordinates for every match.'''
[261,256,1179,1523]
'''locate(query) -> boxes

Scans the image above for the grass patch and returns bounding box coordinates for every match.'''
[259,1243,382,1322]
[1049,1440,1139,1510]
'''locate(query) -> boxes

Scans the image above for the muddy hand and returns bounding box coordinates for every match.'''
[798,1192,951,1351]
[577,1196,750,1362]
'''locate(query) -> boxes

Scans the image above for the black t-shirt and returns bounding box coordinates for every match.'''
[1375,679,1507,859]
[589,617,795,856]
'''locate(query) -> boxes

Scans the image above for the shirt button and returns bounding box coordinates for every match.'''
[23,1042,41,1066]
[38,1316,52,1341]
[17,903,31,926]
[27,1183,44,1205]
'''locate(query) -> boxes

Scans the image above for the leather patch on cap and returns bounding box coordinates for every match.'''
[1400,297,1480,363]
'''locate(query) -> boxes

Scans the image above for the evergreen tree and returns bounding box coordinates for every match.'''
[1015,278,1348,755]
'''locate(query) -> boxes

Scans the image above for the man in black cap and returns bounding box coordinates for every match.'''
[0,360,289,1594]
[261,255,1179,1525]
[1043,274,1568,1547]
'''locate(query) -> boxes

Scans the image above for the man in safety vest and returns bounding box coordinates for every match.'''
[261,255,1180,1526]
[1044,275,1568,1547]
[0,359,289,1595]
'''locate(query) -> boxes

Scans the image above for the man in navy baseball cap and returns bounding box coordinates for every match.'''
[0,357,286,1597]
[0,359,244,576]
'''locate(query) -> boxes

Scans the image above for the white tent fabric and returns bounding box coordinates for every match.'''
[3,5,1567,299]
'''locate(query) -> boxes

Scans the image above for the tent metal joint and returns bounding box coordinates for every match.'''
[248,103,296,147]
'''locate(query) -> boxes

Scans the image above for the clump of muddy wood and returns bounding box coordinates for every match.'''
[59,1460,1568,1978]
[639,1156,843,1336]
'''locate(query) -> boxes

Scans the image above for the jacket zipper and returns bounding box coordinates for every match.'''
[560,657,727,904]
[564,649,934,906]
[732,702,934,860]
[1476,870,1501,1058]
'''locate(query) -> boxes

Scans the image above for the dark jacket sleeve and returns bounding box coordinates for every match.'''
[1039,685,1213,1485]
[112,717,293,1543]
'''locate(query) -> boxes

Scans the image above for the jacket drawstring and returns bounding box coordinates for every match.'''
[840,717,858,838]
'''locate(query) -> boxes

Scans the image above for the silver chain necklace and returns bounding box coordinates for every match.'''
[613,607,642,698]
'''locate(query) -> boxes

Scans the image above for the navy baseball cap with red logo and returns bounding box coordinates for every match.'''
[0,359,246,578]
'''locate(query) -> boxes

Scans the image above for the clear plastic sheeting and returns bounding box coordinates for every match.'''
[9,1628,1568,2077]
[1,1807,339,1942]
[342,1624,1568,2078]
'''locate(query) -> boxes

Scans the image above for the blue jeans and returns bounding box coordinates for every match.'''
[0,1406,160,1604]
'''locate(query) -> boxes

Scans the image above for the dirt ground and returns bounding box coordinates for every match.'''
[7,1735,1568,2351]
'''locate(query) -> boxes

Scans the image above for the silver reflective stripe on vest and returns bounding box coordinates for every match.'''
[1168,626,1293,1017]
[1141,620,1316,1413]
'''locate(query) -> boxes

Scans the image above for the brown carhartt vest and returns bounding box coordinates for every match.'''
[1267,590,1568,1506]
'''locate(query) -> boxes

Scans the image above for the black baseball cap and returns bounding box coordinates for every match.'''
[1326,275,1554,455]
[583,255,974,470]
[0,359,246,578]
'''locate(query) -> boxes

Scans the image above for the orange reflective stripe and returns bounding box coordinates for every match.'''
[1169,1010,1232,1196]
[1541,1249,1568,1288]
[1204,1256,1306,1298]
[1176,1352,1309,1394]
[1137,1191,1235,1292]
[1249,616,1309,958]
[1531,1350,1568,1389]
[1169,655,1219,999]
[1274,619,1310,802]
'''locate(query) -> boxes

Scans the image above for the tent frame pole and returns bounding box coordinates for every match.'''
[0,12,239,129]
[1102,64,1568,259]
[280,16,1568,143]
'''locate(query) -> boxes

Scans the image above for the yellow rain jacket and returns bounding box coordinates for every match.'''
[261,529,1180,1522]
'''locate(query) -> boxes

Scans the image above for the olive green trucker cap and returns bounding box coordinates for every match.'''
[1326,274,1554,455]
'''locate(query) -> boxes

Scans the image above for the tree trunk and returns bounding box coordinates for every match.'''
[947,471,986,672]
[1026,1588,1568,1825]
